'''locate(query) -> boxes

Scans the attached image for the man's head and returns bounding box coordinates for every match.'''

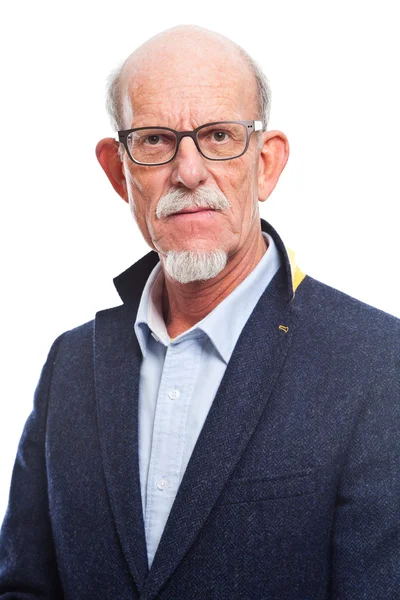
[96,25,289,284]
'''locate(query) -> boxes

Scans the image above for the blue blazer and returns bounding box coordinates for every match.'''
[1,220,399,599]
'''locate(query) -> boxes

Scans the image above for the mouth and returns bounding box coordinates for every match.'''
[173,207,214,215]
[167,207,217,219]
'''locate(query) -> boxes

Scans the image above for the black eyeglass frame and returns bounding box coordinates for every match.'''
[115,120,263,166]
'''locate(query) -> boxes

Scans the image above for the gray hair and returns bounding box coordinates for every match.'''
[105,39,271,141]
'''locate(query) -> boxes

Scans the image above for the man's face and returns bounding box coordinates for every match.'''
[119,46,265,263]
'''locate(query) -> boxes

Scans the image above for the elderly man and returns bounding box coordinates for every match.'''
[1,25,399,600]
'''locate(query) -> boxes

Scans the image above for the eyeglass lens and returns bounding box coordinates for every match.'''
[126,122,248,164]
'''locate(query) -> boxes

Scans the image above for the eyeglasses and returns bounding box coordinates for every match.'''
[115,120,263,166]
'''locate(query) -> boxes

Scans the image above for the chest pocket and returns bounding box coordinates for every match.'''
[217,471,316,505]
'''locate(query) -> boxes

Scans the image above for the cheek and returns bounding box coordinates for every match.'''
[125,167,156,211]
[124,171,154,238]
[125,163,171,206]
[214,158,257,210]
[125,175,144,217]
[124,166,174,246]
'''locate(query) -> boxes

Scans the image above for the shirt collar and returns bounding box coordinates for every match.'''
[114,219,305,307]
[134,262,165,357]
[134,232,281,363]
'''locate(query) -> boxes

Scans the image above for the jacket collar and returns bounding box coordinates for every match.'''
[113,219,305,305]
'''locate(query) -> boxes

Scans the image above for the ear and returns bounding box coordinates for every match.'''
[95,138,129,203]
[257,131,290,202]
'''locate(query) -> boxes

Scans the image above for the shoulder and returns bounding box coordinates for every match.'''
[291,275,400,379]
[295,275,400,332]
[48,304,122,369]
[49,300,137,368]
[54,318,94,356]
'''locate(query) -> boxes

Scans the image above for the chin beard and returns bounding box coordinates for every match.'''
[164,249,228,284]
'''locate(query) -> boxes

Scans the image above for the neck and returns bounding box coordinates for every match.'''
[162,230,267,339]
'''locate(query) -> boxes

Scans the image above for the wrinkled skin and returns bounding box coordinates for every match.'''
[96,26,289,335]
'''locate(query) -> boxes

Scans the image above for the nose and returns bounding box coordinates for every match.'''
[170,135,209,189]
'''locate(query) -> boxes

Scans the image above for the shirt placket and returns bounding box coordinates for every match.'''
[144,331,204,566]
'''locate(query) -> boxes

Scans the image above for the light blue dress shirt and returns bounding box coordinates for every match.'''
[134,232,281,567]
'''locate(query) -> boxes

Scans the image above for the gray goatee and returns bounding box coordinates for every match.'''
[156,187,231,283]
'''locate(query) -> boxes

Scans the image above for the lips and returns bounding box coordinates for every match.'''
[169,207,215,217]
[175,208,212,214]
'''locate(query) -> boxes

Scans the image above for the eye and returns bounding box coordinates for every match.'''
[145,135,161,145]
[212,131,229,142]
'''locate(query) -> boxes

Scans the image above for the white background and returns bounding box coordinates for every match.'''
[1,1,399,518]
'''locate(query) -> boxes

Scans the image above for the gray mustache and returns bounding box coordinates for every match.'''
[156,187,231,219]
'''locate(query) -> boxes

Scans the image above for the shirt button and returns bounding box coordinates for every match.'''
[157,478,169,491]
[168,388,180,400]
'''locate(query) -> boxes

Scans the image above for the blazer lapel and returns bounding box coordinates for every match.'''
[94,304,148,590]
[94,251,159,592]
[142,268,299,600]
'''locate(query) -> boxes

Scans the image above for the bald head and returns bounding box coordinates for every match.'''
[106,25,271,133]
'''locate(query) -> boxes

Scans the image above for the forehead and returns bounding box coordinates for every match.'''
[120,37,258,126]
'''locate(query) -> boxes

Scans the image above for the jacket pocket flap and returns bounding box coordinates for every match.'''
[218,472,316,505]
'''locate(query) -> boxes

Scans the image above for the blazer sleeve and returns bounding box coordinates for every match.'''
[0,336,65,599]
[332,364,400,598]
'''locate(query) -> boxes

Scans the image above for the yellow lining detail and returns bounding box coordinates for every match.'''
[287,248,306,293]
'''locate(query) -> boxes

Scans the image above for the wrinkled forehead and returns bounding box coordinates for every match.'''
[119,37,258,127]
